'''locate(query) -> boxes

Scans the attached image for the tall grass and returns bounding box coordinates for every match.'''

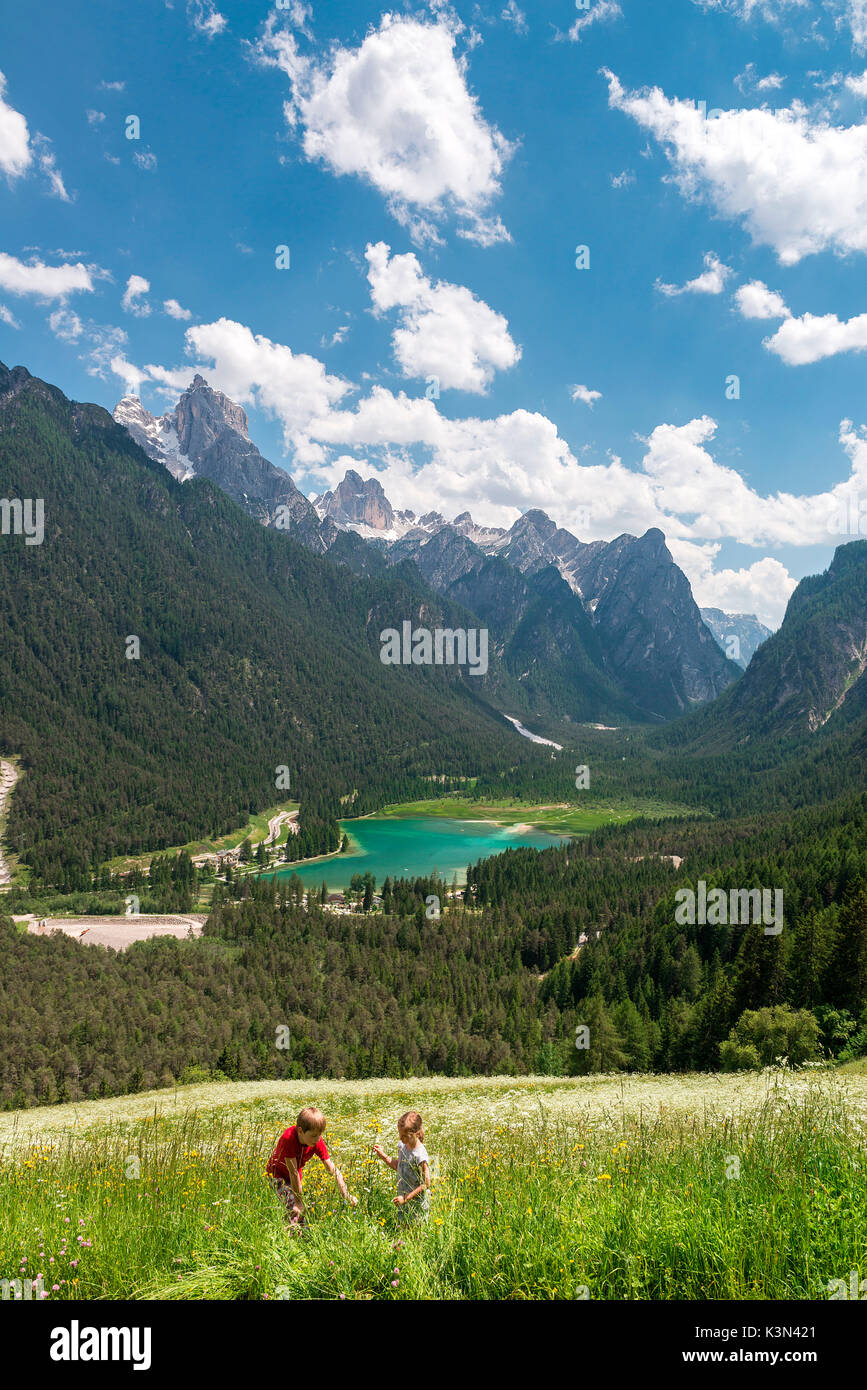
[0,1072,864,1300]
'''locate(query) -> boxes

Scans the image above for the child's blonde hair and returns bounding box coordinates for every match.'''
[398,1110,424,1142]
[297,1105,326,1136]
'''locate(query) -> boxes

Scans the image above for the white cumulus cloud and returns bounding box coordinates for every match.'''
[657,252,732,296]
[0,74,70,199]
[734,279,791,319]
[163,297,192,321]
[570,384,602,406]
[692,0,808,21]
[48,307,84,341]
[34,136,70,202]
[138,317,354,466]
[121,275,151,317]
[607,70,867,264]
[258,13,513,247]
[501,2,528,34]
[765,308,867,363]
[110,354,149,395]
[0,252,98,301]
[669,541,797,627]
[0,72,32,180]
[365,241,520,393]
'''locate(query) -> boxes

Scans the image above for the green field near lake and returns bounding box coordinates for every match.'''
[375,794,697,831]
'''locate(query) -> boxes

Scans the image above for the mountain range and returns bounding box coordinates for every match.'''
[113,376,742,722]
[115,378,324,550]
[0,360,548,886]
[0,359,865,891]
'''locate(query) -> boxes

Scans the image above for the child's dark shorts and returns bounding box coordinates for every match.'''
[269,1176,304,1224]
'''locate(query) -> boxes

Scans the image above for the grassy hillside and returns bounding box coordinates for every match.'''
[2,1070,865,1301]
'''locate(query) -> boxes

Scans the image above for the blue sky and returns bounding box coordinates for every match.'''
[3,0,867,624]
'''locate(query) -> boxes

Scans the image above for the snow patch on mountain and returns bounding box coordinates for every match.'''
[114,396,197,483]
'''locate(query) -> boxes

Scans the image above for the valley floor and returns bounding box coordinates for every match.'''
[371,794,694,833]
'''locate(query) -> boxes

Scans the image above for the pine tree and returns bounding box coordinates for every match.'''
[572,995,627,1074]
[828,883,867,1016]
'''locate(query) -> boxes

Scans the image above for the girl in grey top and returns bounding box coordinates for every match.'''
[372,1109,432,1221]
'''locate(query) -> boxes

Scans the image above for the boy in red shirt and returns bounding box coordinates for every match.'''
[267,1105,357,1227]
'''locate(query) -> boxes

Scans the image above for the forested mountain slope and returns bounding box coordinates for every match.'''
[0,363,545,888]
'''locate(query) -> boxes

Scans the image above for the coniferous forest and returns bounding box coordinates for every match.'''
[2,366,867,1107]
[2,778,866,1107]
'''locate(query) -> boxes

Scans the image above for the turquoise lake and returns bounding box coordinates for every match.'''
[273,815,573,892]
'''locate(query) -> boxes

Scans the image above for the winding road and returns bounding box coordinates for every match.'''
[0,759,19,890]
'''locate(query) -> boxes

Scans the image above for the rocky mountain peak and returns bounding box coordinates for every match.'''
[315,471,395,531]
[638,527,667,551]
[113,378,322,545]
[174,375,249,456]
[513,509,557,540]
[0,361,33,405]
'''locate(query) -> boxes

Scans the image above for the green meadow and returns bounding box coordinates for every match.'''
[1,1069,864,1301]
[101,801,302,875]
[374,794,695,834]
